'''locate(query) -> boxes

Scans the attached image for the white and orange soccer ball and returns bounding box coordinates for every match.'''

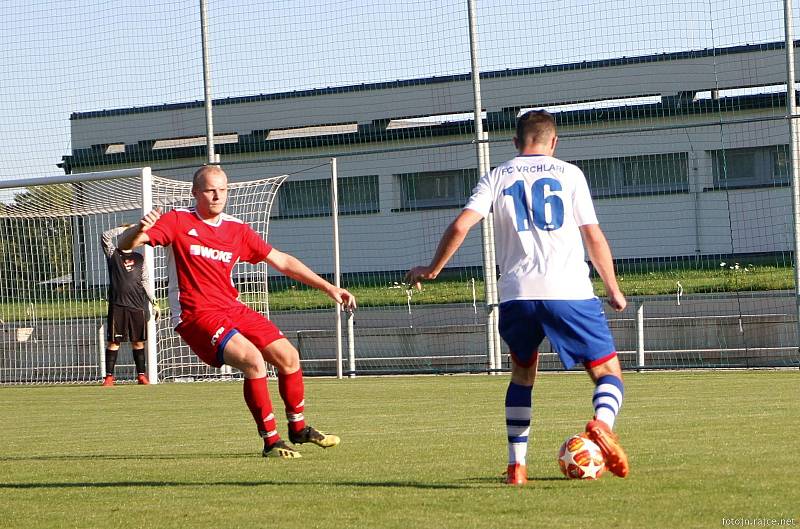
[558,433,606,480]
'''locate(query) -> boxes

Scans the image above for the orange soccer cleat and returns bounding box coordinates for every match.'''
[585,419,629,478]
[101,375,115,387]
[504,463,528,485]
[136,374,150,385]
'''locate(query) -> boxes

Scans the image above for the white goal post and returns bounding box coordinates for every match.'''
[0,167,286,385]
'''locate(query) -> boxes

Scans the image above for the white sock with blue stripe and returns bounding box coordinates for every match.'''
[593,375,624,430]
[505,382,533,465]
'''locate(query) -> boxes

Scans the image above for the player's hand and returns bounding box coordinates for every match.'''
[405,266,437,291]
[607,290,627,312]
[152,304,161,322]
[139,207,162,232]
[328,287,357,311]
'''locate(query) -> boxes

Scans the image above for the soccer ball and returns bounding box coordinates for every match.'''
[558,433,606,480]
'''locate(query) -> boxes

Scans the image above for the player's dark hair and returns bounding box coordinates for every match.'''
[192,165,225,191]
[515,110,557,147]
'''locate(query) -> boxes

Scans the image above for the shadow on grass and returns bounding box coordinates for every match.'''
[463,476,565,483]
[0,479,484,490]
[1,454,569,489]
[0,453,254,462]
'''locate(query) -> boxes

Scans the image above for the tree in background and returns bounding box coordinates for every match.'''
[0,185,75,314]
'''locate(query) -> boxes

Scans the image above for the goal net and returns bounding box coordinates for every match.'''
[0,168,285,384]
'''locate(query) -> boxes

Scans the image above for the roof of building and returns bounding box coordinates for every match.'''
[69,41,791,121]
[62,40,796,173]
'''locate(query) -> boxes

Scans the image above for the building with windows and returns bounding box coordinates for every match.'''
[61,41,797,277]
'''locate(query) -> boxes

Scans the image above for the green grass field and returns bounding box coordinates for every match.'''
[1,372,798,529]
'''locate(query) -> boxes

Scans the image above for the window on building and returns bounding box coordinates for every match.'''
[573,153,689,197]
[711,145,789,187]
[397,169,478,209]
[152,133,238,150]
[276,175,379,218]
[266,123,358,140]
[339,175,380,214]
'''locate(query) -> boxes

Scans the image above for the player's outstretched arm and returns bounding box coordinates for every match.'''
[266,249,357,310]
[118,208,162,251]
[100,225,130,258]
[405,209,483,290]
[580,223,627,312]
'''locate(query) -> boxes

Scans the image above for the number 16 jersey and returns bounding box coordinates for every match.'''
[464,154,598,302]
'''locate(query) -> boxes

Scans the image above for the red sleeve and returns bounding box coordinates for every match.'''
[145,210,179,247]
[240,223,272,263]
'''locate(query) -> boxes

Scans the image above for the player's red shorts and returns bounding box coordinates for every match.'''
[175,304,285,368]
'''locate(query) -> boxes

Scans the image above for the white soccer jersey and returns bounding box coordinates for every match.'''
[464,154,599,302]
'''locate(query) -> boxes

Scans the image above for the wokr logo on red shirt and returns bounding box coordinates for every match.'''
[189,244,233,263]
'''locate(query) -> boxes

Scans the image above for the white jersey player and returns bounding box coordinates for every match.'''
[406,110,629,485]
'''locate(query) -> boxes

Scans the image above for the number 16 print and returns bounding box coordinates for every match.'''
[502,177,564,232]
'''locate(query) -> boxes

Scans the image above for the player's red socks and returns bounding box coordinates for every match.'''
[278,368,306,434]
[243,376,279,445]
[244,371,306,443]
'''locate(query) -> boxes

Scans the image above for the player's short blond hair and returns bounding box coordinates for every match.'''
[192,165,226,191]
[515,110,557,147]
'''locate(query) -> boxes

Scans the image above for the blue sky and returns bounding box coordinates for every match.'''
[0,0,791,183]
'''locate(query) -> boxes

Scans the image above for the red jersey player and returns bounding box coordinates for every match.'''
[119,165,356,459]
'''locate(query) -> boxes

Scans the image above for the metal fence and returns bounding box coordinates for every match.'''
[2,1,800,381]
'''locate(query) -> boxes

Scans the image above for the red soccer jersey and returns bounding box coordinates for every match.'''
[145,207,272,326]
